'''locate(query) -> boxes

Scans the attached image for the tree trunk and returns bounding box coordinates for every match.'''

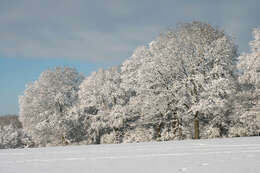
[155,121,164,140]
[194,111,200,139]
[177,118,183,140]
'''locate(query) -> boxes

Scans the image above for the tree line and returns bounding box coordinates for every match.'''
[1,21,260,149]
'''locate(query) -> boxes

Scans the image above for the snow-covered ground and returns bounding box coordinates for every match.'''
[1,137,260,173]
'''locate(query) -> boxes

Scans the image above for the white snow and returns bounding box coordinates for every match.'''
[1,137,260,173]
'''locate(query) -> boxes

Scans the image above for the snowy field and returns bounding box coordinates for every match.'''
[1,137,260,173]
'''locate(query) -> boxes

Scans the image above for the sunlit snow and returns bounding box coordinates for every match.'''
[1,137,260,173]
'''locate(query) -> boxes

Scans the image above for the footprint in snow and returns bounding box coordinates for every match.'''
[200,162,209,166]
[178,167,187,172]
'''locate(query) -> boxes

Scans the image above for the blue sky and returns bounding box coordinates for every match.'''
[0,0,260,115]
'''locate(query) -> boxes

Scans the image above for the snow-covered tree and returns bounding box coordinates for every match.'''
[15,22,255,147]
[0,124,34,149]
[74,67,132,144]
[230,28,260,137]
[79,67,126,112]
[121,21,238,140]
[121,46,152,92]
[19,67,84,146]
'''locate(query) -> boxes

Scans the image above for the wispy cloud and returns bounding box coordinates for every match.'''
[0,0,259,62]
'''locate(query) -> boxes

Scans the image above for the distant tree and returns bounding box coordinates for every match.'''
[19,67,84,146]
[230,28,260,137]
[0,115,22,128]
[0,124,34,149]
